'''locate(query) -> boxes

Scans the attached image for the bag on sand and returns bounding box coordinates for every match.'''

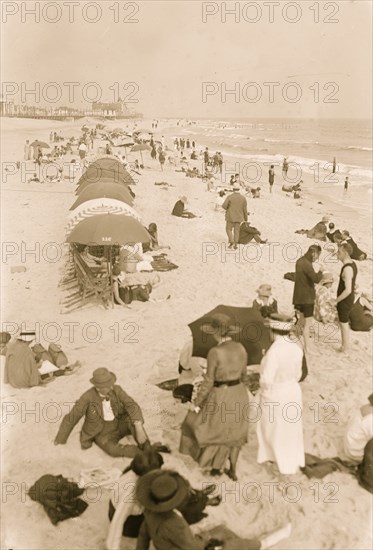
[48,343,68,367]
[121,284,152,304]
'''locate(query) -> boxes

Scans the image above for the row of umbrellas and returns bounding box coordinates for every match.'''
[66,157,150,245]
[65,156,151,307]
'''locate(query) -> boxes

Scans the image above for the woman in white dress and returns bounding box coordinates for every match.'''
[256,314,305,475]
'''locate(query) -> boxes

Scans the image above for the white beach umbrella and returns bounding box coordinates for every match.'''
[66,198,142,235]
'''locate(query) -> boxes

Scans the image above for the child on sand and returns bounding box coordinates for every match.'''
[252,284,278,319]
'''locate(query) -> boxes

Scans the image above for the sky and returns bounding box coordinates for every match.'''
[1,0,372,119]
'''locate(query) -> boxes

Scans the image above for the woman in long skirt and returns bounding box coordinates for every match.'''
[256,314,305,475]
[180,314,250,480]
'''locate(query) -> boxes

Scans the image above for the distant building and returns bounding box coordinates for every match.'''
[90,99,140,119]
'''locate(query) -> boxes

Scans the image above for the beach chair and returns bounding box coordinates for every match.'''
[61,246,111,311]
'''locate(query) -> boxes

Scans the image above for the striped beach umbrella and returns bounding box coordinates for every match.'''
[70,182,134,210]
[66,198,142,236]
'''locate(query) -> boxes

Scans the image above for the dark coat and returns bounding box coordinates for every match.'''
[55,385,144,449]
[292,254,323,305]
[222,192,248,223]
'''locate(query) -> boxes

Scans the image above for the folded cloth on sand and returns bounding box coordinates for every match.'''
[28,474,88,525]
[301,453,357,479]
[151,258,178,272]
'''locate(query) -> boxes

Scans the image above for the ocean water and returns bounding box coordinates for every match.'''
[182,118,372,182]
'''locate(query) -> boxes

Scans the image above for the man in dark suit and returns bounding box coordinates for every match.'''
[54,368,149,457]
[222,186,248,249]
[292,245,324,351]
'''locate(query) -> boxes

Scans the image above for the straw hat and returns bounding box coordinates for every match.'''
[90,368,117,388]
[180,196,187,203]
[136,470,189,512]
[320,272,334,285]
[199,313,240,336]
[256,284,272,297]
[322,216,330,223]
[268,313,294,332]
[18,328,36,342]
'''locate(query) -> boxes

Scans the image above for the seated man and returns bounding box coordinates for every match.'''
[4,330,41,388]
[238,222,267,245]
[344,394,373,463]
[171,196,197,218]
[341,230,367,261]
[54,368,163,457]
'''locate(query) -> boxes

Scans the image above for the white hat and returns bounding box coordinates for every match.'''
[18,329,36,342]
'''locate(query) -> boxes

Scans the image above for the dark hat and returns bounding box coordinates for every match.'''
[90,368,117,388]
[136,470,189,512]
[199,313,240,336]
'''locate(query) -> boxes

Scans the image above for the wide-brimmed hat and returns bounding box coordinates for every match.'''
[322,215,330,223]
[256,284,272,297]
[199,313,240,336]
[136,470,189,512]
[90,368,117,388]
[320,272,334,285]
[268,313,294,332]
[180,195,187,203]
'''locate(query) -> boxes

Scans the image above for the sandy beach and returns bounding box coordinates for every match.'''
[1,116,372,550]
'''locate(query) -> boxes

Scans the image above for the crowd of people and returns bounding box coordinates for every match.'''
[3,125,372,550]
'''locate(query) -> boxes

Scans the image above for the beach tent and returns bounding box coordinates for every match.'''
[66,198,142,235]
[70,182,134,210]
[188,305,271,365]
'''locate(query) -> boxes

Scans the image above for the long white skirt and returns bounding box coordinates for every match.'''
[256,381,305,474]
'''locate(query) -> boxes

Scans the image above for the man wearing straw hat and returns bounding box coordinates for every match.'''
[55,367,163,458]
[4,329,41,388]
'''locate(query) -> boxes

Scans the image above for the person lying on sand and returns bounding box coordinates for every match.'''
[135,469,292,550]
[54,368,167,458]
[295,215,330,241]
[171,196,197,218]
[341,230,367,261]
